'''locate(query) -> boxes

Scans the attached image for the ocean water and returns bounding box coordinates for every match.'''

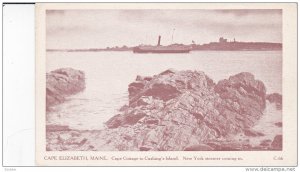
[46,51,282,130]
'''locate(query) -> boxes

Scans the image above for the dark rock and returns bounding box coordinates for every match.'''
[119,105,129,111]
[275,122,282,127]
[46,125,71,132]
[136,75,152,82]
[144,77,153,81]
[125,112,146,125]
[70,131,81,137]
[260,139,272,147]
[267,93,282,110]
[139,146,152,151]
[105,112,146,129]
[243,129,265,137]
[105,114,123,128]
[129,69,215,105]
[46,146,52,151]
[78,138,88,146]
[271,135,282,150]
[144,83,181,101]
[128,82,145,98]
[46,68,85,109]
[144,118,159,125]
[159,69,176,75]
[65,137,84,145]
[136,75,143,81]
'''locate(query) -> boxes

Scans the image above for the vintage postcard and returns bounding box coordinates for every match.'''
[35,3,297,166]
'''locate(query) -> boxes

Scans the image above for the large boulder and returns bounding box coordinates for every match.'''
[214,72,266,129]
[103,70,267,151]
[46,68,85,109]
[215,72,266,109]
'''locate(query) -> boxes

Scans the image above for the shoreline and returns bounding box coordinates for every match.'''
[46,68,282,151]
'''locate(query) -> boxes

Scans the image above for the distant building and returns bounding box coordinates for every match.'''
[219,37,228,43]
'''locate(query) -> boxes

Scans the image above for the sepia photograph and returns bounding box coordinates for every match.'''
[45,8,283,152]
[33,2,298,167]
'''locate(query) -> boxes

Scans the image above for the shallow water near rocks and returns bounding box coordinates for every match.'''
[46,51,282,131]
[232,102,282,147]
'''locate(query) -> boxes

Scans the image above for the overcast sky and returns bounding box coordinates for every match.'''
[46,9,282,49]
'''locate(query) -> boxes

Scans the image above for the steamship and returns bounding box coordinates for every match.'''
[133,36,191,53]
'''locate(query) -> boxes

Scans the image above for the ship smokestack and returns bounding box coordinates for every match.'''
[157,35,161,46]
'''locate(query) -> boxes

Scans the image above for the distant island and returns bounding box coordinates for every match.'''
[47,37,282,52]
[47,45,133,52]
[191,37,282,51]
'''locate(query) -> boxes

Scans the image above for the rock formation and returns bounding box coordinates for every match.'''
[266,93,282,110]
[46,68,85,110]
[46,69,282,151]
[271,135,282,150]
[100,69,275,151]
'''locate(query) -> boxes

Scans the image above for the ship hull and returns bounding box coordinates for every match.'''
[133,47,191,53]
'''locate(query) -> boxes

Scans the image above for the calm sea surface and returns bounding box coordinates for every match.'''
[46,51,282,130]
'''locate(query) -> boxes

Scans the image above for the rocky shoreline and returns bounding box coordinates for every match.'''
[46,68,282,151]
[46,68,85,111]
